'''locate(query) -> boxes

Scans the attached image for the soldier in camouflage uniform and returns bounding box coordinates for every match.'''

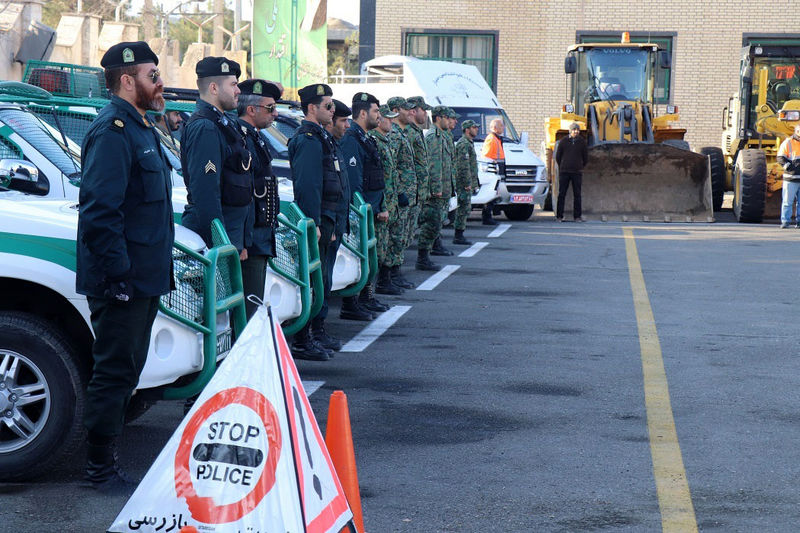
[386,96,418,285]
[453,119,481,245]
[417,106,454,270]
[404,96,432,283]
[430,107,458,257]
[370,105,403,295]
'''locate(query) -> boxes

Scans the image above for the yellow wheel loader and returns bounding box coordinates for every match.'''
[702,44,800,223]
[544,34,713,222]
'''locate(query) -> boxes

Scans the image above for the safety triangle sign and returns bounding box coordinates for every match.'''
[108,306,353,533]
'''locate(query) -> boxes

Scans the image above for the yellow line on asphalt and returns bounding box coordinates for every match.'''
[623,227,698,533]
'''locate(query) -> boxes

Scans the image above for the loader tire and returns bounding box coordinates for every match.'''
[700,146,726,212]
[662,139,691,151]
[733,149,767,223]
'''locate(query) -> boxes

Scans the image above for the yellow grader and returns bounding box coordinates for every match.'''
[544,34,713,222]
[702,43,800,223]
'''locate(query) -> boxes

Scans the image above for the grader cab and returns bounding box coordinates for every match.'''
[703,44,800,223]
[544,35,713,222]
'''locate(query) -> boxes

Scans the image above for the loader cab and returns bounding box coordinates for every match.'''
[738,45,800,139]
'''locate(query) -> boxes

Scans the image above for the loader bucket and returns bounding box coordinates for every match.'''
[554,143,714,222]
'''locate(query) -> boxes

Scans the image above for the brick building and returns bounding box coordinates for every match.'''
[359,0,799,154]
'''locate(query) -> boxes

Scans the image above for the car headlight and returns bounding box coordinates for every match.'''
[478,161,498,174]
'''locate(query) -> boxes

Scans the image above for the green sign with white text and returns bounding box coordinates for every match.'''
[251,0,328,99]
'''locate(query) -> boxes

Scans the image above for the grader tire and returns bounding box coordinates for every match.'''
[734,149,767,223]
[700,146,726,212]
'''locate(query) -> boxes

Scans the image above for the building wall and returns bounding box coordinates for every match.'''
[374,0,790,154]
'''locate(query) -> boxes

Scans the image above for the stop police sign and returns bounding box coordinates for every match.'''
[174,387,282,524]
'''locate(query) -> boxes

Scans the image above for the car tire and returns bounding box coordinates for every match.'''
[0,312,86,481]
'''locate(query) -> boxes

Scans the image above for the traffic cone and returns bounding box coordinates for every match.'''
[325,390,365,533]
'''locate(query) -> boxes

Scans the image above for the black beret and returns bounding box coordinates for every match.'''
[195,56,241,79]
[332,99,351,118]
[298,83,332,104]
[238,78,281,99]
[101,41,158,69]
[352,92,379,106]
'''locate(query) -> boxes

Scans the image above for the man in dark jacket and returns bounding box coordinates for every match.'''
[554,122,589,222]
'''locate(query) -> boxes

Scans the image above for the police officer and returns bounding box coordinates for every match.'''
[453,119,480,245]
[340,91,390,316]
[181,57,251,253]
[288,83,342,361]
[236,79,282,318]
[77,41,173,493]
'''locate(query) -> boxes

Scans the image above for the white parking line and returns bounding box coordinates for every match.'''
[416,264,460,291]
[459,241,489,257]
[301,380,325,396]
[487,223,511,237]
[340,305,412,352]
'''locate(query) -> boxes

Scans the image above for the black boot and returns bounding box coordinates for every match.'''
[390,265,415,289]
[339,295,374,321]
[376,265,403,295]
[291,325,331,361]
[83,437,138,494]
[431,236,454,256]
[416,248,441,271]
[482,206,498,226]
[452,229,473,245]
[312,320,343,350]
[359,281,390,312]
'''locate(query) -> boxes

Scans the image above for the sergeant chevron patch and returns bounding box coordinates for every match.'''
[205,160,217,174]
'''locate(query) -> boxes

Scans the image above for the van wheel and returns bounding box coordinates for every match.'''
[502,204,534,221]
[0,312,85,481]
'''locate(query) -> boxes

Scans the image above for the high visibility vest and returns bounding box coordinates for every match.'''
[482,132,505,161]
[779,136,800,178]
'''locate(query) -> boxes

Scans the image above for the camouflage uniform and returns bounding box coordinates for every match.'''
[454,133,480,230]
[387,122,417,266]
[405,121,429,249]
[419,122,454,250]
[368,128,397,267]
[442,125,457,224]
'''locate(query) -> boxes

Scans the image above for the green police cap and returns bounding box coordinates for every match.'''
[298,83,333,105]
[196,56,241,79]
[461,119,478,130]
[101,41,159,69]
[379,104,398,118]
[406,96,431,110]
[445,107,459,119]
[238,78,281,99]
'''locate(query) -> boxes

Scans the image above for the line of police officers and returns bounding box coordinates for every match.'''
[75,41,483,493]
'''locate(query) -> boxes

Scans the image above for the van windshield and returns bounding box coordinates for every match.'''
[449,107,519,143]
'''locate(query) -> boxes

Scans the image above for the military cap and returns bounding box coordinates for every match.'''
[298,83,333,105]
[352,92,379,106]
[446,107,459,119]
[238,78,281,100]
[332,99,352,118]
[196,56,241,79]
[379,104,398,118]
[461,119,478,130]
[431,105,449,118]
[387,96,407,110]
[406,96,431,110]
[101,41,159,69]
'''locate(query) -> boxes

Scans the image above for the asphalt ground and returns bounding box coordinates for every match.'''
[5,198,800,532]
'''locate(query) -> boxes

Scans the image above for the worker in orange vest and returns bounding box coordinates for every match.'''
[480,118,505,225]
[778,124,800,228]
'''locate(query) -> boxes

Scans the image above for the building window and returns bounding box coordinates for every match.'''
[577,32,674,104]
[404,30,497,90]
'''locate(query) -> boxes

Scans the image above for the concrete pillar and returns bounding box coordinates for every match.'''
[50,13,102,67]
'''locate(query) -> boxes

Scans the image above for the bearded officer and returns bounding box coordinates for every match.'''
[236,79,282,318]
[181,57,251,254]
[77,41,173,493]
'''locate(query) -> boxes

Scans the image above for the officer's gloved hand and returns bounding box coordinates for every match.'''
[104,273,132,302]
[397,193,409,207]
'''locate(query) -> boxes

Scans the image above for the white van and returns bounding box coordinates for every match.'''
[328,55,548,221]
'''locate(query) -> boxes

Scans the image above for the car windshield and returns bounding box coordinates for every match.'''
[0,108,81,177]
[575,47,651,107]
[449,107,519,143]
[262,124,290,159]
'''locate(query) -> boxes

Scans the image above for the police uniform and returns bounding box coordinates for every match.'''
[237,79,281,318]
[181,57,251,251]
[288,83,343,360]
[76,40,173,490]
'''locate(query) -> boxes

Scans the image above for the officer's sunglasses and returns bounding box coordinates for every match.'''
[145,70,161,84]
[314,101,334,111]
[253,104,277,113]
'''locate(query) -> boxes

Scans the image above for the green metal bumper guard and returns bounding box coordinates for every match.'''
[159,219,247,400]
[272,201,324,336]
[335,192,378,297]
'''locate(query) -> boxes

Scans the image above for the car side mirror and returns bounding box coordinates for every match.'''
[0,159,47,195]
[659,51,672,69]
[564,56,577,74]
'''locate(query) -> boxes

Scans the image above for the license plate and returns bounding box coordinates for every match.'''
[511,194,533,203]
[216,328,232,356]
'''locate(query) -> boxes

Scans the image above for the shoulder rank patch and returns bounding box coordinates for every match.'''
[204,160,217,174]
[305,132,313,137]
[241,125,248,134]
[113,119,125,129]
[349,156,357,167]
